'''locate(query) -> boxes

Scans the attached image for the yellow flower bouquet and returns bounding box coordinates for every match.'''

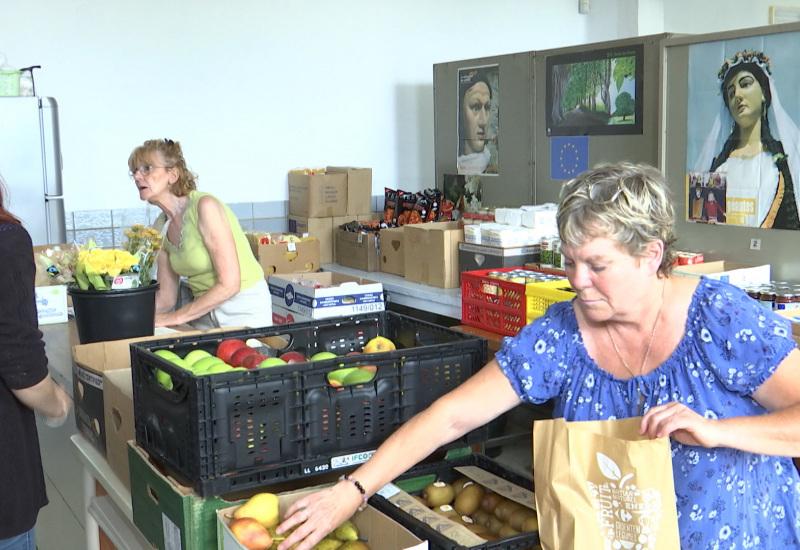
[74,225,163,290]
[37,224,164,291]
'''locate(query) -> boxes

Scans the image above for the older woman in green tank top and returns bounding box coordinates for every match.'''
[128,139,272,329]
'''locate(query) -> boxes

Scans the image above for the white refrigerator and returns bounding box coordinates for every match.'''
[0,96,66,245]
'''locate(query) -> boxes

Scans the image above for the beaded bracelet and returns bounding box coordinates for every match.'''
[339,474,369,511]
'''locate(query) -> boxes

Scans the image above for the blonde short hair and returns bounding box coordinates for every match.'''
[557,162,677,276]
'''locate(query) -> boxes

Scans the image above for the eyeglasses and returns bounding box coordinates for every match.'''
[129,165,167,179]
[587,179,633,204]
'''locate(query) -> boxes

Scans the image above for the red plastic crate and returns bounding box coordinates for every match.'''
[461,267,573,336]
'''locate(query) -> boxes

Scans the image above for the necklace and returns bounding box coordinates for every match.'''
[606,280,666,378]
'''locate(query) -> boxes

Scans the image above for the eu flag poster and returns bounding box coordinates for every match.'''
[550,136,589,180]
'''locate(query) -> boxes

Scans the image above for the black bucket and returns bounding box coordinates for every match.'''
[69,282,159,344]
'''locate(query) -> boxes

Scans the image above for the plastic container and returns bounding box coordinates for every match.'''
[369,453,540,550]
[0,70,21,96]
[131,311,488,497]
[461,267,574,336]
[69,282,159,343]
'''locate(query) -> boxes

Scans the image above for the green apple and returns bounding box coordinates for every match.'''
[168,357,191,370]
[155,368,174,390]
[191,356,226,372]
[183,349,213,366]
[308,351,338,361]
[200,363,235,375]
[155,349,181,362]
[258,357,287,368]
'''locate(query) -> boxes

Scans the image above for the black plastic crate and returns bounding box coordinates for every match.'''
[131,311,488,497]
[369,454,539,550]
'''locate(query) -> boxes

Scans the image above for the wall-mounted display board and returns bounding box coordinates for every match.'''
[434,52,531,211]
[662,22,800,280]
[433,35,669,211]
[532,35,667,206]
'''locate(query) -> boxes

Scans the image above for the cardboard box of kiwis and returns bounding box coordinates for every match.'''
[369,454,540,550]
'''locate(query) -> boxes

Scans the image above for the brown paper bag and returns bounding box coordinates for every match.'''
[532,417,680,550]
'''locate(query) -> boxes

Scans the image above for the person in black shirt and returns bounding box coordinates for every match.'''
[0,174,72,549]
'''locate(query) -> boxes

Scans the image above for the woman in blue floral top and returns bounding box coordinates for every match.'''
[274,162,800,550]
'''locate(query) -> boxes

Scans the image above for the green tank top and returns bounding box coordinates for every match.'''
[157,191,263,297]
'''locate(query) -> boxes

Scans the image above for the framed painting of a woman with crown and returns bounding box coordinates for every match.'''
[686,32,800,230]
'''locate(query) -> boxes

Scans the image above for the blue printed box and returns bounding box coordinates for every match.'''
[269,272,385,319]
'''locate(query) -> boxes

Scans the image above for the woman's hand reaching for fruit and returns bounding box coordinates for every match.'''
[276,480,364,550]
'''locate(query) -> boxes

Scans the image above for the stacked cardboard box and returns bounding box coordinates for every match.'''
[288,167,375,263]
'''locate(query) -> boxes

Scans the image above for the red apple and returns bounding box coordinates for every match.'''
[279,351,308,364]
[346,351,361,356]
[230,346,260,367]
[216,339,247,363]
[241,353,268,369]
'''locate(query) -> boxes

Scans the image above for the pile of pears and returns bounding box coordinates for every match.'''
[418,477,540,545]
[227,492,372,550]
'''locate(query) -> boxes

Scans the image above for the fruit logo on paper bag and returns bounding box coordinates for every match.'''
[586,452,663,549]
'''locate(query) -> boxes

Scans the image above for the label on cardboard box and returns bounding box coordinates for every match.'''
[35,284,68,325]
[268,272,385,319]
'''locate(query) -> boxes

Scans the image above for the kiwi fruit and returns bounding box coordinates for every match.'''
[422,481,455,508]
[486,516,505,535]
[431,504,460,521]
[521,513,539,533]
[509,507,537,531]
[454,482,485,516]
[472,509,491,526]
[498,524,521,538]
[451,476,473,495]
[481,492,505,514]
[494,499,523,522]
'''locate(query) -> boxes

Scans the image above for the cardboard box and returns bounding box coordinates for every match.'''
[269,272,384,319]
[379,226,405,276]
[271,304,313,325]
[217,487,426,550]
[288,172,347,217]
[335,230,380,272]
[326,166,373,215]
[128,442,245,550]
[252,239,321,275]
[673,261,770,289]
[103,368,134,490]
[34,284,68,325]
[403,221,464,289]
[72,328,228,455]
[458,242,540,273]
[288,215,335,264]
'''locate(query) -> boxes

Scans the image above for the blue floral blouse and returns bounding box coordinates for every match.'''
[496,277,800,549]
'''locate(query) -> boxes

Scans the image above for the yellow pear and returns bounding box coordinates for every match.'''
[228,517,274,550]
[332,520,360,542]
[234,492,280,528]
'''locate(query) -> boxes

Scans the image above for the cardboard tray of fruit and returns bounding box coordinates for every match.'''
[217,486,427,550]
[131,311,489,497]
[369,453,540,550]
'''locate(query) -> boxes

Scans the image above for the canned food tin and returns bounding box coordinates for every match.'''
[540,235,558,267]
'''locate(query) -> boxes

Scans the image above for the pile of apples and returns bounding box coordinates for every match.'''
[151,335,398,390]
[227,491,371,550]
